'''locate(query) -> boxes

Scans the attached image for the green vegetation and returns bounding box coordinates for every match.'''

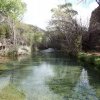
[0,0,26,40]
[0,64,16,71]
[78,52,100,71]
[0,84,25,100]
[47,66,81,97]
[40,3,85,56]
[0,23,10,38]
[16,22,44,50]
[0,52,100,99]
[0,22,45,56]
[0,0,45,56]
[0,0,99,72]
[0,0,100,100]
[0,0,26,19]
[0,65,9,71]
[0,1,99,58]
[0,0,26,55]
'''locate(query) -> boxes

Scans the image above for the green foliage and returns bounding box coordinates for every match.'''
[16,22,44,47]
[95,58,100,69]
[95,58,100,65]
[78,52,87,62]
[45,3,82,56]
[0,65,9,71]
[0,20,45,54]
[78,52,100,71]
[51,3,77,20]
[0,0,26,20]
[0,23,10,38]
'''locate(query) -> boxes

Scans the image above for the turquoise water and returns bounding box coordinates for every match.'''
[0,53,100,100]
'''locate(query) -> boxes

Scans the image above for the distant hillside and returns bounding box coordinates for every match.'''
[16,22,45,34]
[15,22,46,46]
[0,18,45,44]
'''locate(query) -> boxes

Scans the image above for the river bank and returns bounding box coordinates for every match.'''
[78,52,100,72]
[0,56,10,64]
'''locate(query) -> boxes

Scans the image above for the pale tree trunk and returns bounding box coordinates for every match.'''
[7,17,17,51]
[12,20,17,47]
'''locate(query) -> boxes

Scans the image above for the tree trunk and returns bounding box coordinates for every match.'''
[7,17,17,51]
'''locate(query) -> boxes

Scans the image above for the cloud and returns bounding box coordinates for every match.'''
[22,0,98,29]
[73,1,98,27]
[23,0,60,29]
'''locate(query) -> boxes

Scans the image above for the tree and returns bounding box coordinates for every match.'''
[46,3,82,55]
[0,0,26,47]
[0,0,26,20]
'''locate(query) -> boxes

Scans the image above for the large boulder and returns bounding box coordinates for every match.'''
[88,6,100,51]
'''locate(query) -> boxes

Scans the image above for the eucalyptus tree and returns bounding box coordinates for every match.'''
[0,0,26,46]
[47,3,82,55]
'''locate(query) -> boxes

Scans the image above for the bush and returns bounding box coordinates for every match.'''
[78,52,100,71]
[78,52,87,61]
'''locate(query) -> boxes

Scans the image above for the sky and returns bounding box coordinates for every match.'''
[22,0,98,30]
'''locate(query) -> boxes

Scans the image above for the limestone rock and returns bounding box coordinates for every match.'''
[17,46,31,55]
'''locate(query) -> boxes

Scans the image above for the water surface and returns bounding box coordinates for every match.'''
[0,53,100,100]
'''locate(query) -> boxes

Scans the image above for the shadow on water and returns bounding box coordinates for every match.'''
[0,52,100,100]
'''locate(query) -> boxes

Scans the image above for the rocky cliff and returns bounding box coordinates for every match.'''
[88,6,100,51]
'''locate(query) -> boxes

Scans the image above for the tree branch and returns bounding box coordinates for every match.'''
[96,0,100,5]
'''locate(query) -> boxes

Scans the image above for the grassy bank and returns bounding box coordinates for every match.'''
[78,52,100,72]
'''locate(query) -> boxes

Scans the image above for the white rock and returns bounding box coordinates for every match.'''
[17,46,31,55]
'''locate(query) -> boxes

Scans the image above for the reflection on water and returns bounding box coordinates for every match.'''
[72,69,99,100]
[0,53,100,100]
